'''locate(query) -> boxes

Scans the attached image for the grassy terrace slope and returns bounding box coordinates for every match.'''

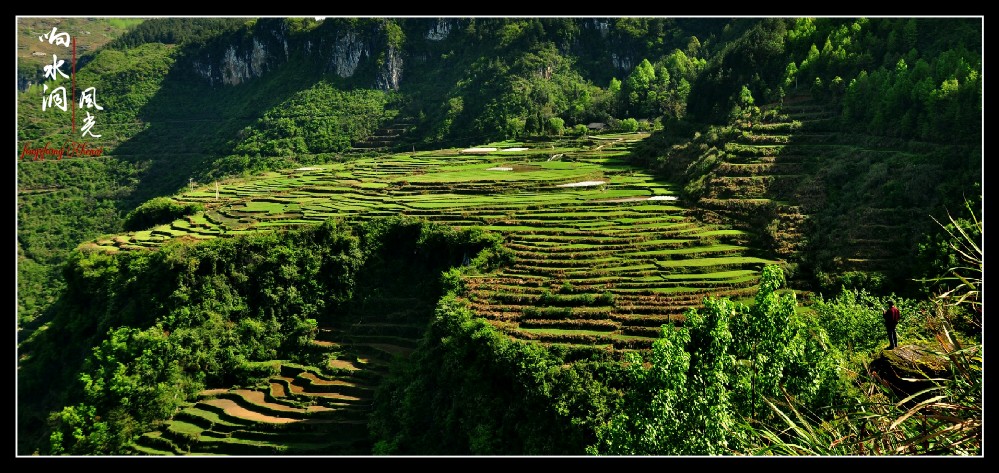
[134,354,398,455]
[90,133,774,353]
[676,90,972,289]
[635,86,980,291]
[79,134,777,456]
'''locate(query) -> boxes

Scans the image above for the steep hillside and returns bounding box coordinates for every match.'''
[17,17,728,328]
[23,136,784,455]
[84,135,769,351]
[636,90,980,294]
[16,16,982,456]
[20,217,500,454]
[634,17,981,294]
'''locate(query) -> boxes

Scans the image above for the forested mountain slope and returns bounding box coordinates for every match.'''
[16,17,981,456]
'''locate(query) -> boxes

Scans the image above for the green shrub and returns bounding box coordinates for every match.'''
[123,197,203,232]
[618,118,639,132]
[441,267,465,295]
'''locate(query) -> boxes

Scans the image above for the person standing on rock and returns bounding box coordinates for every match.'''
[883,300,901,350]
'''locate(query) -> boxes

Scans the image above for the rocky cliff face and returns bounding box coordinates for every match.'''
[586,18,611,38]
[425,18,453,41]
[186,17,668,90]
[329,31,368,78]
[375,46,403,91]
[610,52,634,71]
[580,19,641,73]
[189,19,405,91]
[216,39,269,86]
[191,20,287,87]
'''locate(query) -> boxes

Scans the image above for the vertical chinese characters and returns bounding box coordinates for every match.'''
[39,27,70,113]
[80,87,103,138]
[37,26,103,140]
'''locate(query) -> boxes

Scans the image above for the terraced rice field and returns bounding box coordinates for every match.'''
[95,134,774,352]
[131,314,427,455]
[133,351,388,455]
[100,95,954,455]
[692,91,927,278]
[115,134,779,455]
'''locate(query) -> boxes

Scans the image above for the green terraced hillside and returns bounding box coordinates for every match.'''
[110,132,777,455]
[91,133,775,354]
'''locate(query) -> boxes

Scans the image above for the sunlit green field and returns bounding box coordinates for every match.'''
[88,134,775,349]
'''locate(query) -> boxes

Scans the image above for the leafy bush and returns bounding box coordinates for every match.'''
[122,197,203,232]
[618,117,639,132]
[589,265,844,455]
[810,288,928,354]
[441,267,466,295]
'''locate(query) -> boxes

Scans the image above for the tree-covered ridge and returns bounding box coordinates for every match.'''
[20,217,504,454]
[686,17,981,144]
[104,17,247,50]
[211,84,397,178]
[16,17,737,173]
[404,18,718,146]
[788,18,981,143]
[19,17,982,156]
[635,17,981,294]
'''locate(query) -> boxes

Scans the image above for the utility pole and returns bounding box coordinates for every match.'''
[189,177,194,193]
[215,181,219,201]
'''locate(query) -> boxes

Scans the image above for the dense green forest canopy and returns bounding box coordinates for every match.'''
[16,16,982,456]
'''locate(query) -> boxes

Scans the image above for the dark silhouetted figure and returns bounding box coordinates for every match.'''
[883,300,901,349]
